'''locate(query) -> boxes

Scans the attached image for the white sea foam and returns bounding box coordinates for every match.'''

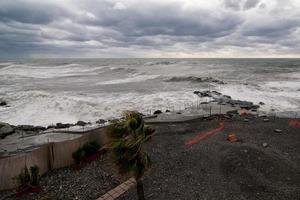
[219,81,300,113]
[0,63,102,79]
[1,59,299,125]
[97,74,160,85]
[0,90,199,126]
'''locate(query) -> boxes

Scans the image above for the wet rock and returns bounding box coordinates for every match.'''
[167,76,225,84]
[165,109,171,113]
[0,123,14,139]
[55,123,72,129]
[259,102,265,105]
[76,121,87,126]
[47,125,56,129]
[96,119,106,124]
[0,101,7,106]
[274,129,282,133]
[15,125,35,131]
[262,143,268,147]
[194,90,259,111]
[153,110,162,115]
[15,125,46,132]
[35,126,46,131]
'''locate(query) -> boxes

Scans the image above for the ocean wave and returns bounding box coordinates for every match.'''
[0,63,103,79]
[165,76,225,84]
[146,61,177,66]
[0,62,13,67]
[97,74,160,85]
[265,81,300,91]
[109,67,137,73]
[0,90,198,126]
[219,83,300,113]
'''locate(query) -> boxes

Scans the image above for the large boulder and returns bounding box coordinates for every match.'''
[96,119,106,124]
[153,110,162,115]
[55,123,72,129]
[0,101,7,106]
[0,123,14,139]
[15,125,35,131]
[76,121,87,126]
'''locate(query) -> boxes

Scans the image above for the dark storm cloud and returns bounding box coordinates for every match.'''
[0,0,299,58]
[223,0,260,10]
[243,0,260,10]
[78,1,242,37]
[0,0,70,24]
[242,19,300,38]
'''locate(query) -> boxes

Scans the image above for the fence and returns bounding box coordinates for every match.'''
[0,127,108,191]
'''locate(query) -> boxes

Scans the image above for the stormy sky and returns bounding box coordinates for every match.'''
[0,0,299,58]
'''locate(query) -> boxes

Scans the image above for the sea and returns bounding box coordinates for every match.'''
[0,58,299,126]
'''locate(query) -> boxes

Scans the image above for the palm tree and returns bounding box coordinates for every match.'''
[106,111,155,200]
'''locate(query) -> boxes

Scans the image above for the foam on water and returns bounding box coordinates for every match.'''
[219,81,300,114]
[0,89,199,126]
[97,74,160,85]
[0,63,103,79]
[0,58,299,125]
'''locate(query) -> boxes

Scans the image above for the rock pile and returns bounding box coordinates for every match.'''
[194,90,260,110]
[0,123,47,139]
[166,76,225,84]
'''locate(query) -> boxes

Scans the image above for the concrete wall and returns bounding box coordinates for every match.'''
[0,127,108,191]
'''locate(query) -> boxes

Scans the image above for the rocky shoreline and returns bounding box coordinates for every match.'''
[193,90,260,110]
[0,119,108,140]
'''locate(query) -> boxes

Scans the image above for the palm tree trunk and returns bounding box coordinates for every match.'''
[136,179,145,200]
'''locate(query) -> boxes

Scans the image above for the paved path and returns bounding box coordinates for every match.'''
[96,178,136,200]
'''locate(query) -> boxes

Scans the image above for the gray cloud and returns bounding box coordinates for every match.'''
[0,0,299,58]
[0,0,71,24]
[223,0,242,11]
[243,0,260,9]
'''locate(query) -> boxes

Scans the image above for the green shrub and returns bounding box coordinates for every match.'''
[30,165,39,186]
[82,141,100,157]
[72,141,100,164]
[16,167,31,187]
[72,147,84,165]
[15,165,40,188]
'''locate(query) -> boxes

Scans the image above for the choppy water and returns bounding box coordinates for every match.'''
[0,58,299,126]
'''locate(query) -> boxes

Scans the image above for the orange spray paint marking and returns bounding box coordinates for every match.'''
[288,119,300,127]
[186,122,225,146]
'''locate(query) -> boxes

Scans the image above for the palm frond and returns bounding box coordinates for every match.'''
[106,111,155,180]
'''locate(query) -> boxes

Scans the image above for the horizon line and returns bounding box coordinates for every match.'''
[1,57,300,60]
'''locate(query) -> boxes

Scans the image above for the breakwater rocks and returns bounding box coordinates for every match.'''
[0,119,107,140]
[194,90,260,110]
[0,123,46,139]
[165,76,225,84]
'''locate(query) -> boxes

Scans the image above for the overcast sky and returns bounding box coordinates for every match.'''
[0,0,299,58]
